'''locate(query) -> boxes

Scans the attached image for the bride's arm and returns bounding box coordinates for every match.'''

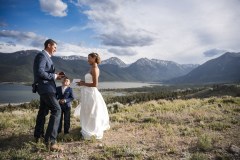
[79,67,99,87]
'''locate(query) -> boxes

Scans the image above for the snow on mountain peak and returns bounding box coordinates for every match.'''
[101,57,127,67]
[151,59,177,66]
[59,55,87,61]
[135,58,154,66]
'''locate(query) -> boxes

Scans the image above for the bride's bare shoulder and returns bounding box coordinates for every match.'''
[90,66,99,75]
[91,65,99,71]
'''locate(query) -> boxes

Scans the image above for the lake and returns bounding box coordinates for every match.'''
[0,82,159,104]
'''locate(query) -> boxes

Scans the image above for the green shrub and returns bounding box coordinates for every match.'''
[197,134,213,151]
[209,122,230,131]
[190,153,208,160]
[29,99,40,109]
[208,98,215,104]
[72,100,79,108]
[222,99,235,104]
[142,117,158,123]
[0,143,44,160]
[89,146,143,159]
[233,108,240,113]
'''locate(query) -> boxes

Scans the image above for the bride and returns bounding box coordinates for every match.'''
[76,53,110,139]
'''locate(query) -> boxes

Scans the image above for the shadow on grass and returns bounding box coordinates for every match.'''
[0,127,83,151]
[57,127,83,143]
[0,133,33,151]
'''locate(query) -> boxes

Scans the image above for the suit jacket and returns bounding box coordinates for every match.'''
[33,50,56,95]
[56,86,74,107]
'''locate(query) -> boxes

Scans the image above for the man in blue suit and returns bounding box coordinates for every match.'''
[33,39,64,151]
[56,77,74,134]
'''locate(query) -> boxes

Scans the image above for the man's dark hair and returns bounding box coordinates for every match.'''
[44,39,57,49]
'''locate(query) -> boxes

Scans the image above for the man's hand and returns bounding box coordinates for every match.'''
[59,99,65,104]
[59,72,65,76]
[56,72,65,80]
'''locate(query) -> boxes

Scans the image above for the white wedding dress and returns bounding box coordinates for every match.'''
[78,73,110,139]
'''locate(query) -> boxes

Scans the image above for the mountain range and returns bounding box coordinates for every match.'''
[167,52,240,84]
[0,50,239,84]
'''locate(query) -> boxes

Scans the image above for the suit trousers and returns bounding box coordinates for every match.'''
[34,93,61,145]
[58,105,71,133]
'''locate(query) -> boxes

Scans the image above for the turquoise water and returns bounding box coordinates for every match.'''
[0,83,39,104]
[0,82,158,104]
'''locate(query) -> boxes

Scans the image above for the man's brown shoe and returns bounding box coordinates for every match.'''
[50,144,64,152]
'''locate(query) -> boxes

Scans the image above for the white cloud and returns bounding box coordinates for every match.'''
[0,30,114,61]
[39,0,68,17]
[99,31,155,47]
[108,48,137,56]
[203,48,227,57]
[56,42,108,57]
[65,26,82,32]
[72,0,240,64]
[2,0,240,65]
[0,41,39,53]
[0,30,47,48]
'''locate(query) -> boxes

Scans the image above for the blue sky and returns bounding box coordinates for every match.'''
[0,0,240,64]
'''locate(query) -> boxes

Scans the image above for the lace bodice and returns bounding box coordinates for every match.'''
[85,73,93,83]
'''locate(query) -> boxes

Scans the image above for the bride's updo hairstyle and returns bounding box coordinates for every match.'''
[89,52,101,64]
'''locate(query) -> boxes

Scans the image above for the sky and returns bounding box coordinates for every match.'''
[0,0,240,64]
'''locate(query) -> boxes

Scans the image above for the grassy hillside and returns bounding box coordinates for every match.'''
[0,97,240,159]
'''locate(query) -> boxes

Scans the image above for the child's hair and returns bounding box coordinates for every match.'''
[89,52,101,64]
[63,77,70,82]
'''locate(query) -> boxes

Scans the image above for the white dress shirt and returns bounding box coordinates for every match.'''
[43,50,57,79]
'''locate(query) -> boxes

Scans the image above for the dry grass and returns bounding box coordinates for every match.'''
[0,97,240,159]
